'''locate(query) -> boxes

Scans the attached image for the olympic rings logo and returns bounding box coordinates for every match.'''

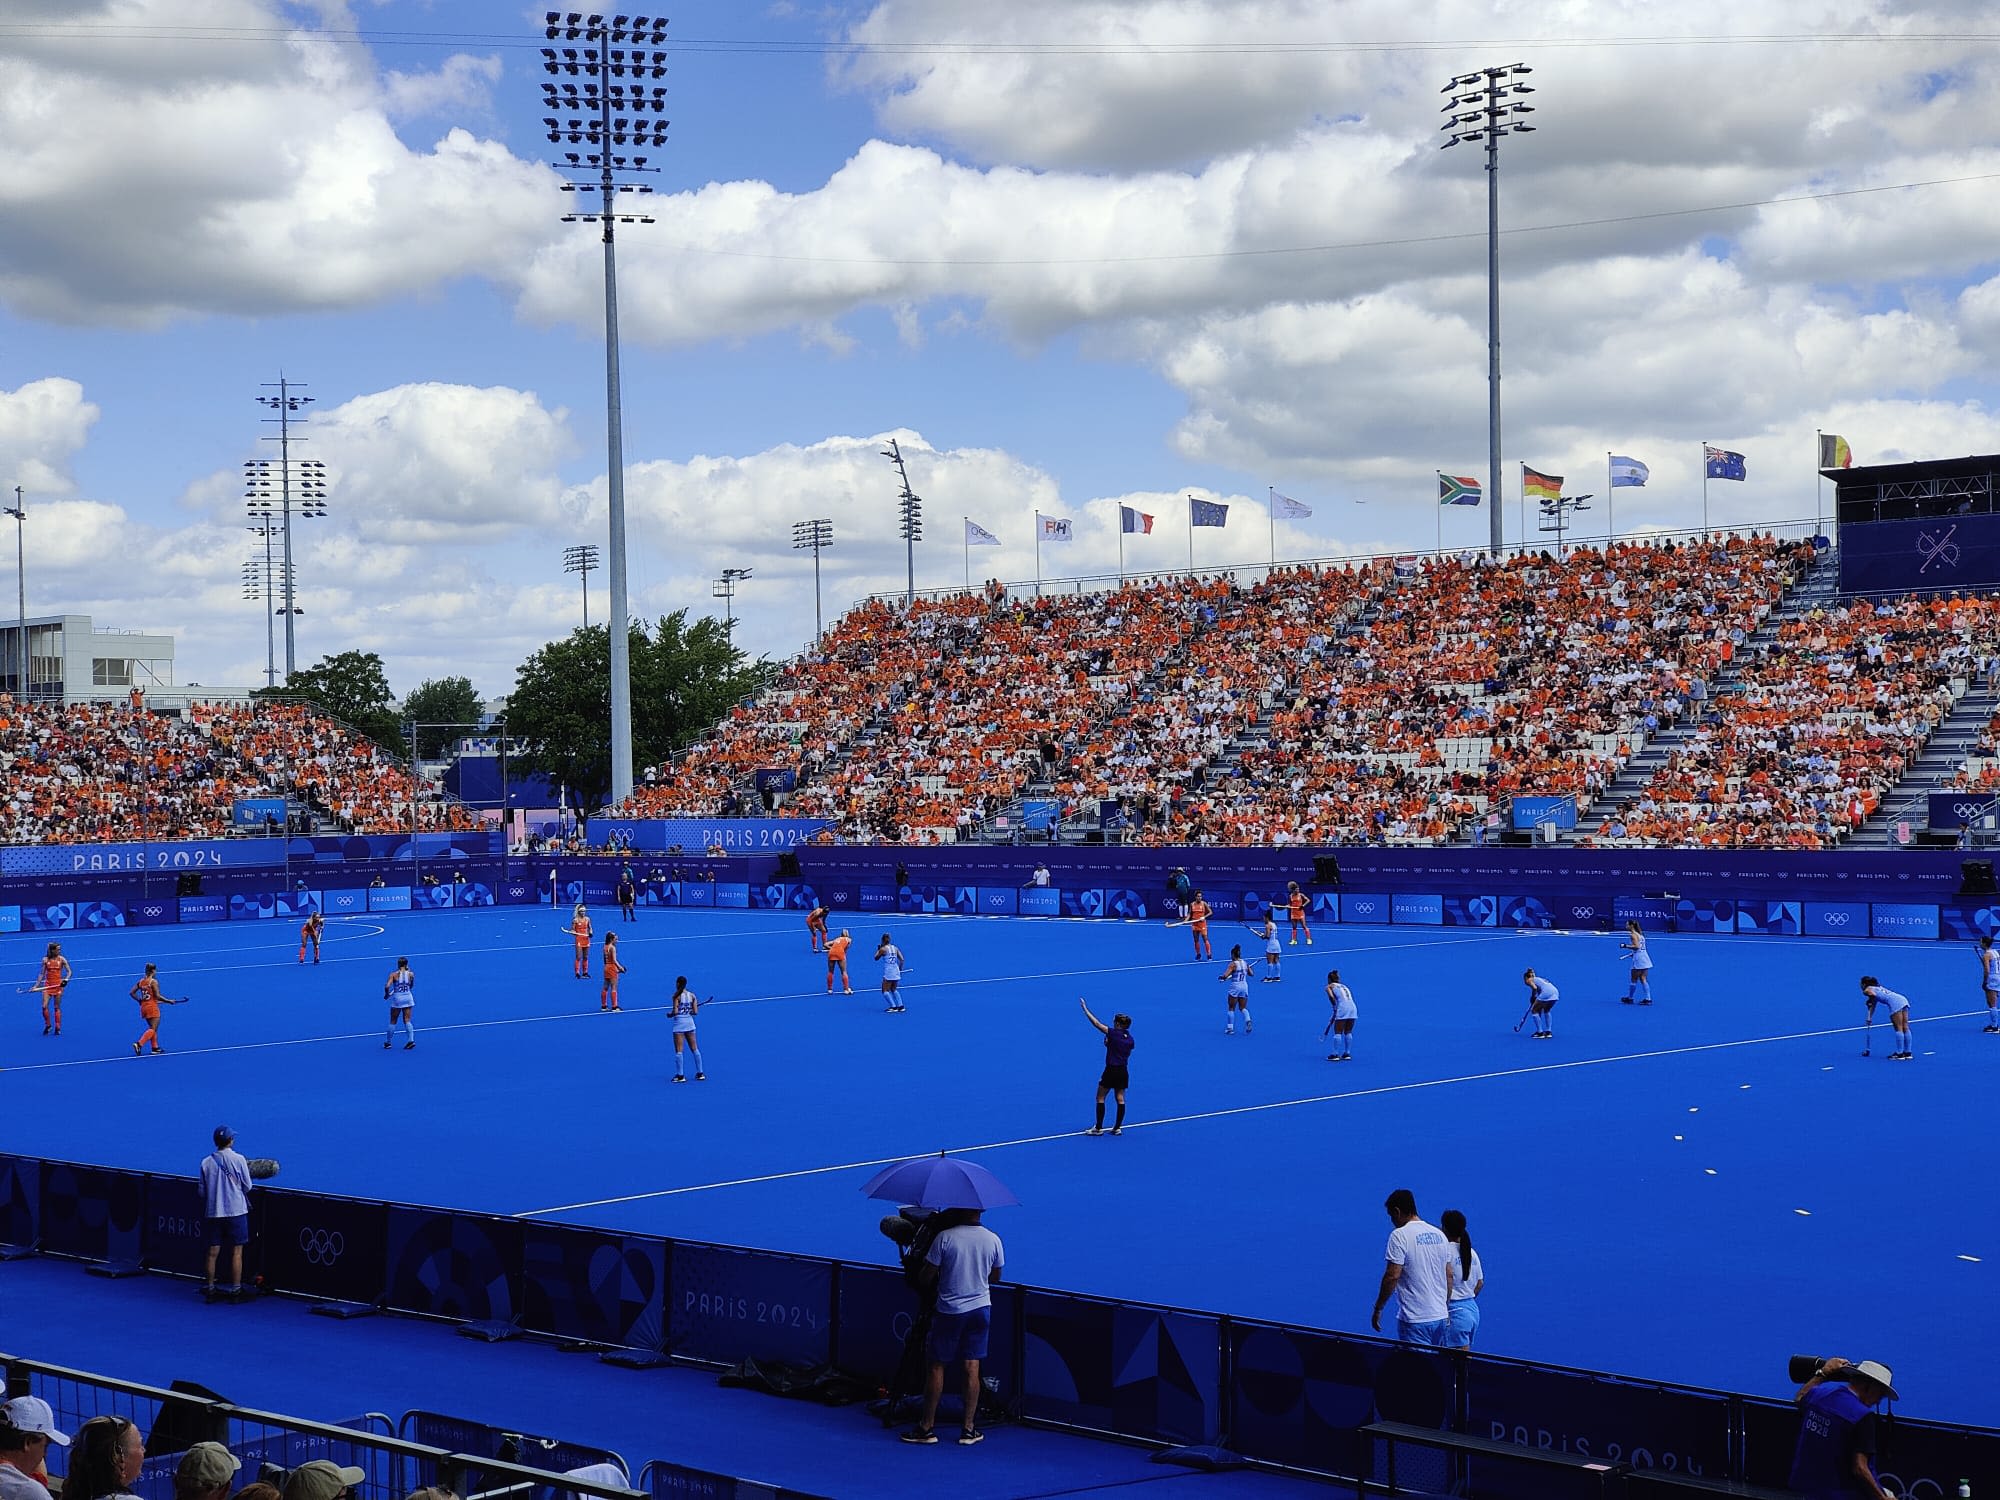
[1822,912,1850,927]
[1953,802,1988,820]
[1571,906,1595,918]
[299,1228,345,1265]
[1349,901,1377,915]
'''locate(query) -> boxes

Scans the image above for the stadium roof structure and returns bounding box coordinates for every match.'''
[1826,453,2000,485]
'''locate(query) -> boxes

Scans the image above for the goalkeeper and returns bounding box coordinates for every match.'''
[199,1125,277,1303]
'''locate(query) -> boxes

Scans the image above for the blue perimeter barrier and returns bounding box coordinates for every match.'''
[0,1157,1991,1494]
[7,840,2000,941]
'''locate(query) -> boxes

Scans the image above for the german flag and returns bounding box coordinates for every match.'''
[1522,466,1563,501]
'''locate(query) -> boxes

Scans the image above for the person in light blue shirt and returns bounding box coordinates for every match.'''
[199,1126,254,1301]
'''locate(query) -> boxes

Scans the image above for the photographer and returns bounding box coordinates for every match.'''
[1788,1357,1896,1499]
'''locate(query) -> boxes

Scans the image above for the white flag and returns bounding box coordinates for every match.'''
[1038,515,1073,542]
[964,518,1001,546]
[1270,491,1312,519]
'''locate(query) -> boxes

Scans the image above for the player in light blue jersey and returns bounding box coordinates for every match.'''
[383,957,416,1051]
[1980,937,1999,1033]
[1619,921,1654,1005]
[1522,969,1559,1039]
[1859,976,1911,1060]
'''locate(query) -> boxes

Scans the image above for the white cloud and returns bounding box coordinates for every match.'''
[0,378,98,495]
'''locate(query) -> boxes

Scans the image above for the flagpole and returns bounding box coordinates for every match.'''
[1814,430,1824,540]
[963,516,970,593]
[1187,495,1195,578]
[1607,453,1614,548]
[1517,464,1525,558]
[1033,510,1042,598]
[1701,442,1709,540]
[1267,487,1275,573]
[1118,510,1126,584]
[1435,472,1443,558]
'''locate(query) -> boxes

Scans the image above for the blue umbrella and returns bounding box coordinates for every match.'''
[860,1153,1019,1211]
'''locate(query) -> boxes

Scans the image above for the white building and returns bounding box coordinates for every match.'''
[1,613,177,705]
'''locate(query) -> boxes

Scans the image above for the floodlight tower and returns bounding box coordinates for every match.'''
[882,439,923,606]
[1537,491,1593,559]
[541,9,670,806]
[711,566,752,636]
[241,495,284,689]
[1441,63,1536,557]
[792,518,833,646]
[250,378,330,681]
[562,542,600,628]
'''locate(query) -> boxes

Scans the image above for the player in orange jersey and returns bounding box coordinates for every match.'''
[298,909,325,965]
[129,962,178,1055]
[805,903,830,952]
[35,942,72,1036]
[601,930,626,1012]
[1286,881,1312,947]
[825,929,854,994]
[1186,892,1212,961]
[563,904,592,978]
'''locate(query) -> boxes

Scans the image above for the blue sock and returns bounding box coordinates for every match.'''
[402,1016,416,1044]
[691,1049,704,1073]
[1625,980,1638,999]
[385,1021,396,1045]
[675,1053,686,1078]
[1638,978,1651,1002]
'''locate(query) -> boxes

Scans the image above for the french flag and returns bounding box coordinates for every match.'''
[1120,505,1155,534]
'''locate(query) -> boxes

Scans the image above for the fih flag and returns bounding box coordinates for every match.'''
[1609,455,1650,488]
[1522,467,1563,502]
[1038,514,1073,542]
[1190,497,1229,528]
[1119,505,1155,534]
[1438,474,1482,507]
[1704,445,1747,481]
[1270,491,1312,519]
[964,518,1001,546]
[1818,433,1853,470]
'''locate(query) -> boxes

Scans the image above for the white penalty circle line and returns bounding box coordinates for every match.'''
[513,1008,1990,1217]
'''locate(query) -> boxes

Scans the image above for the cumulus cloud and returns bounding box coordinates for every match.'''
[0,378,98,494]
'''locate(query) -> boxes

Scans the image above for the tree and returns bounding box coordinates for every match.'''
[505,612,775,814]
[403,675,485,758]
[257,650,403,754]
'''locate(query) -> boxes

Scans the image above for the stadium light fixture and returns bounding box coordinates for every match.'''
[881,439,923,607]
[711,566,752,636]
[252,379,331,683]
[562,542,601,629]
[1538,490,1594,560]
[541,9,670,807]
[4,487,23,702]
[791,518,833,647]
[241,495,288,690]
[1441,62,1536,559]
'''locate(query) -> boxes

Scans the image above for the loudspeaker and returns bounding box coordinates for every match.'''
[145,1379,230,1456]
[1961,859,1996,896]
[1312,855,1341,887]
[776,852,801,879]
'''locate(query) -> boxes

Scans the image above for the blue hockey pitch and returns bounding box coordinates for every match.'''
[3,904,1989,1423]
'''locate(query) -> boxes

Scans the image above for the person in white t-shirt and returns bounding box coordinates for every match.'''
[903,1210,1005,1448]
[1371,1188,1454,1346]
[1441,1208,1485,1349]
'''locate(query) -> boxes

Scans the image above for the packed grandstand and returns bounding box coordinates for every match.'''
[6,530,1999,852]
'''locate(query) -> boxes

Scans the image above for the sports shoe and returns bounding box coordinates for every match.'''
[1619,997,1634,1004]
[671,1076,686,1084]
[384,1041,391,1049]
[1108,1126,1122,1136]
[901,1427,938,1445]
[132,1042,142,1056]
[404,1041,416,1050]
[695,1072,705,1080]
[42,1025,50,1036]
[1224,1025,1233,1035]
[957,1428,985,1446]
[1086,1126,1102,1135]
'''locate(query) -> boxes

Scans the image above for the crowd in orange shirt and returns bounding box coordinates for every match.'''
[0,696,481,845]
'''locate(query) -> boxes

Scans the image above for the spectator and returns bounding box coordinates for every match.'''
[0,1396,69,1500]
[63,1416,143,1500]
[232,1485,281,1500]
[1029,860,1051,888]
[1788,1358,1895,1500]
[199,1124,254,1302]
[901,1208,1005,1448]
[1371,1188,1454,1346]
[280,1462,365,1500]
[174,1444,241,1500]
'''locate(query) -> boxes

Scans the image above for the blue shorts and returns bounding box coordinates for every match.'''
[1448,1299,1481,1347]
[1397,1317,1452,1347]
[207,1214,249,1248]
[928,1306,991,1364]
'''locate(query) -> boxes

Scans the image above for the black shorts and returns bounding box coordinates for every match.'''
[1098,1066,1129,1091]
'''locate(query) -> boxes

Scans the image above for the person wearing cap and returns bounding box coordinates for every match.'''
[199,1125,255,1302]
[0,1395,69,1500]
[174,1443,241,1500]
[1788,1356,1897,1500]
[280,1461,364,1500]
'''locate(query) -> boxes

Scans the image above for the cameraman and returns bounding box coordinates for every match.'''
[1788,1357,1896,1499]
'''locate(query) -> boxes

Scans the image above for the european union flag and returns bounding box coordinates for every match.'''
[1189,497,1229,527]
[1704,445,1746,481]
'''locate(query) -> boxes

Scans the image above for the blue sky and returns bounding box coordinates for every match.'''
[2,0,1998,696]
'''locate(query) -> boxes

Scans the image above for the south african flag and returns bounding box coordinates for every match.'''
[1438,474,1482,506]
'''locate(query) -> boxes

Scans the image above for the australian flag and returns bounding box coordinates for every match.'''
[1704,445,1747,481]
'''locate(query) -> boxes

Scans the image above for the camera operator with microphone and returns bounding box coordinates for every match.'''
[1788,1356,1896,1499]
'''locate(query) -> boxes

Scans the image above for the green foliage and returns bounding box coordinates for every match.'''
[403,675,485,758]
[255,649,403,754]
[505,612,775,814]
